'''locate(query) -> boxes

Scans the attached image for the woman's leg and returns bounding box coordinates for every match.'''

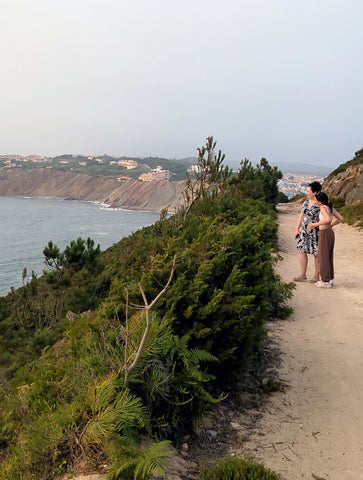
[298,251,308,278]
[313,254,319,278]
[318,231,330,282]
[329,230,335,280]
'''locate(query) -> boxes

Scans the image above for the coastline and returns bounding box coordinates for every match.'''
[0,167,185,213]
[2,194,169,214]
[0,196,161,297]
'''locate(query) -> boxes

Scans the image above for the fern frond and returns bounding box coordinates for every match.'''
[83,405,119,446]
[194,383,226,404]
[107,457,137,480]
[87,371,118,414]
[185,347,218,367]
[114,390,149,432]
[168,335,190,361]
[133,440,174,480]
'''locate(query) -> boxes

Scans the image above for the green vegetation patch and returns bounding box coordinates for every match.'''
[18,154,192,181]
[200,456,279,480]
[341,201,363,228]
[329,197,363,228]
[0,138,293,479]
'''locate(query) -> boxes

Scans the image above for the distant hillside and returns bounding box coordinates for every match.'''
[0,154,193,181]
[274,161,331,176]
[325,148,363,180]
[323,148,363,205]
[0,168,185,212]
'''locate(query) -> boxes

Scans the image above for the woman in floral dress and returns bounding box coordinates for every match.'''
[294,181,321,282]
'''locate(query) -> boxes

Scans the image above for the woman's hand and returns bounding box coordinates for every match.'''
[307,223,316,230]
[331,208,344,227]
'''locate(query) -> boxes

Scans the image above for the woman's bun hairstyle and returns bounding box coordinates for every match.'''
[316,191,333,212]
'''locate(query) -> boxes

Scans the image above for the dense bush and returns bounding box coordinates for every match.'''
[199,456,279,480]
[329,197,345,210]
[341,201,363,228]
[230,158,282,206]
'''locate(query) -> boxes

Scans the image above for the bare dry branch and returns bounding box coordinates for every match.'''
[124,289,129,372]
[124,255,177,387]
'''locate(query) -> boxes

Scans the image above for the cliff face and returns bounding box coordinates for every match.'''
[0,168,185,212]
[322,163,363,205]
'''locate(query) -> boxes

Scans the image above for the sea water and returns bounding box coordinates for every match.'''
[0,196,160,297]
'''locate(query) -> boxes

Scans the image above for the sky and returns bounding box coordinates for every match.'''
[1,0,362,171]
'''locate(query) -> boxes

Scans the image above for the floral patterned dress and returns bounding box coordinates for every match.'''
[296,199,320,256]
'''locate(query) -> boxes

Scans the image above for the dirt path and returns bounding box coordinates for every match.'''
[235,203,363,480]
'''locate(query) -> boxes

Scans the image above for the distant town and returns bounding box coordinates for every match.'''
[278,173,325,198]
[0,153,189,182]
[0,153,325,196]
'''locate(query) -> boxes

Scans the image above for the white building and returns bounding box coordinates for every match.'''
[139,166,170,181]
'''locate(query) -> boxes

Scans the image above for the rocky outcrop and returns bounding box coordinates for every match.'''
[322,163,363,205]
[0,168,185,212]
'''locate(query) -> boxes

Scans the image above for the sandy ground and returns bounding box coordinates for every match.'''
[67,203,363,480]
[236,203,363,480]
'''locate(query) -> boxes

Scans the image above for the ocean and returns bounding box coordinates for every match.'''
[0,196,160,297]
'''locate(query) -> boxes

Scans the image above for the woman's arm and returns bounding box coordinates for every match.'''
[307,206,330,229]
[295,212,303,236]
[331,208,344,227]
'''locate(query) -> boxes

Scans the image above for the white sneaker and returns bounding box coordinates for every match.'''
[315,281,332,288]
[329,280,334,286]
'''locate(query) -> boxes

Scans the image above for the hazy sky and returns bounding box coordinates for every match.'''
[1,0,362,170]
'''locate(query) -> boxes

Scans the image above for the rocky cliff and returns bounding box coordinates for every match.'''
[0,168,185,212]
[322,160,363,205]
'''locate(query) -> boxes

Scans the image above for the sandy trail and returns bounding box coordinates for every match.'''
[238,202,363,480]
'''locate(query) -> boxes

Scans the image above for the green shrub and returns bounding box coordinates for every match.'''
[289,193,305,203]
[200,456,279,480]
[341,201,363,228]
[277,191,289,203]
[329,197,345,210]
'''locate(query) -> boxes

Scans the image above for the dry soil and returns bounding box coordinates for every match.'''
[237,203,363,480]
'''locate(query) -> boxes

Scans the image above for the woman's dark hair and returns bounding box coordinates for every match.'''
[316,191,333,212]
[308,181,322,193]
